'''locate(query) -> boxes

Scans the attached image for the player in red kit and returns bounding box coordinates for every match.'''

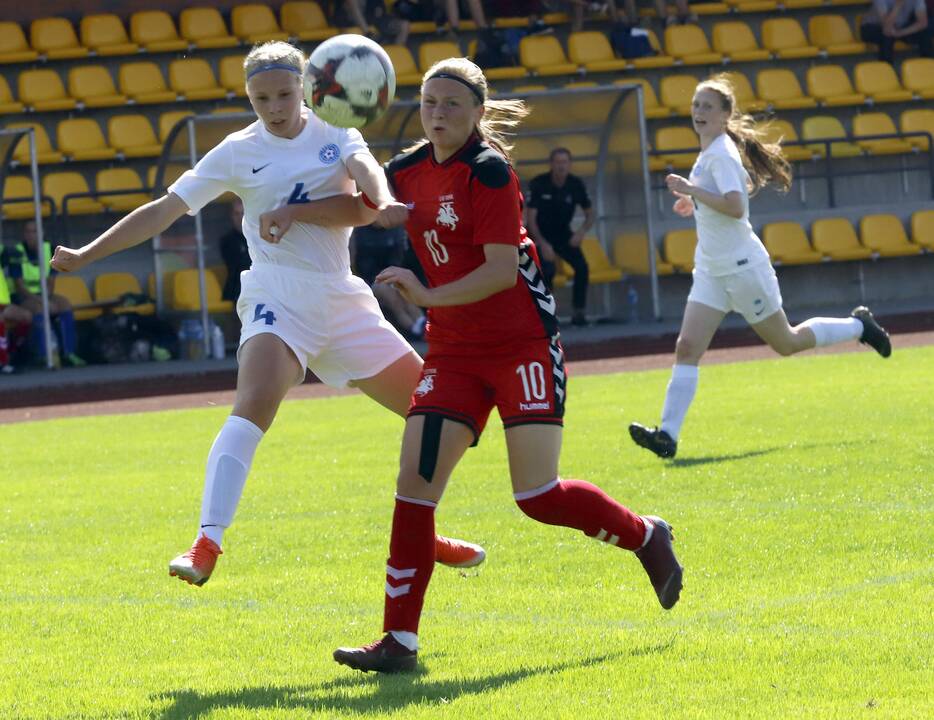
[333,57,684,674]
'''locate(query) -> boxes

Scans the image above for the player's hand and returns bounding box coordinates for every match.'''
[570,230,585,248]
[50,245,87,273]
[666,174,693,197]
[259,206,294,244]
[538,240,556,262]
[375,266,431,307]
[673,194,694,217]
[373,201,409,229]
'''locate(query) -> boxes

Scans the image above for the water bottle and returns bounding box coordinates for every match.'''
[627,285,639,323]
[210,323,226,360]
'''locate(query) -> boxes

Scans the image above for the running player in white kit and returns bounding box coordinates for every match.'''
[629,74,892,460]
[51,41,484,583]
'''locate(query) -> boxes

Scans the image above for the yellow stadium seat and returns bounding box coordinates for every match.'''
[0,75,24,114]
[80,14,138,56]
[170,269,235,313]
[761,18,820,59]
[631,29,676,69]
[147,163,187,192]
[712,21,770,62]
[179,7,238,49]
[18,69,77,112]
[129,10,187,52]
[384,45,422,85]
[567,31,627,72]
[664,24,722,65]
[67,66,127,108]
[168,59,226,101]
[614,233,674,275]
[512,135,551,180]
[614,77,670,118]
[57,118,117,161]
[119,62,176,104]
[95,168,151,214]
[158,110,195,143]
[808,14,866,55]
[108,114,162,158]
[93,271,155,315]
[232,4,288,43]
[0,22,38,63]
[811,218,872,260]
[581,237,623,283]
[901,58,934,99]
[802,116,862,158]
[219,55,247,97]
[43,172,104,216]
[911,210,934,250]
[900,109,934,151]
[280,1,338,41]
[762,222,822,264]
[419,40,462,74]
[722,71,765,113]
[655,126,698,169]
[859,214,922,257]
[519,36,578,76]
[54,276,101,320]
[756,69,817,110]
[806,65,866,106]
[664,229,697,272]
[854,61,913,103]
[30,17,88,59]
[209,264,228,292]
[659,74,699,116]
[757,119,813,162]
[6,122,63,164]
[852,113,914,155]
[2,175,51,219]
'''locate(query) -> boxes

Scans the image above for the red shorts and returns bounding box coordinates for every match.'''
[407,335,567,443]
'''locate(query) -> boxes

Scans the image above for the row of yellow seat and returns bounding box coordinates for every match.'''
[659,210,934,273]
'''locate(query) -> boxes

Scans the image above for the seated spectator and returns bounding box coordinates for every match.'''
[351,223,426,340]
[569,1,620,33]
[331,0,394,39]
[489,0,549,34]
[616,0,696,27]
[0,268,32,374]
[218,198,250,303]
[1,221,84,367]
[860,0,931,64]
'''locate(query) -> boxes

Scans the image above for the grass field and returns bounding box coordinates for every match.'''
[1,347,932,720]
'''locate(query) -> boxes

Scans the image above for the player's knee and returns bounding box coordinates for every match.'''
[674,335,702,362]
[769,337,798,356]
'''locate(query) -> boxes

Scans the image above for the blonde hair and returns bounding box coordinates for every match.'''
[243,41,305,83]
[417,57,528,162]
[696,73,792,195]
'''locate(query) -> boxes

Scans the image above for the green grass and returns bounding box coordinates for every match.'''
[1,347,932,720]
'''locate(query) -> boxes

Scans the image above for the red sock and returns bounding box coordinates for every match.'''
[515,478,646,551]
[383,496,436,634]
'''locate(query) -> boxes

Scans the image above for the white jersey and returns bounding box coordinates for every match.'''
[688,133,771,276]
[169,108,369,273]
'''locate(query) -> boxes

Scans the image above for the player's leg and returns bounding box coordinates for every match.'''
[169,333,302,586]
[555,243,590,324]
[753,308,889,358]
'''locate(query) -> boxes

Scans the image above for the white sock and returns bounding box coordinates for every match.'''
[640,517,654,548]
[198,415,264,547]
[660,364,699,441]
[798,317,862,347]
[390,630,419,651]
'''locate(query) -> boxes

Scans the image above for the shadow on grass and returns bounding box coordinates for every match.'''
[153,644,667,718]
[667,447,782,468]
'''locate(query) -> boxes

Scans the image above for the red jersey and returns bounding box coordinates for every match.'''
[386,135,558,350]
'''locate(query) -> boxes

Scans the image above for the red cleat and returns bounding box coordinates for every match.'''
[169,535,222,586]
[434,535,486,568]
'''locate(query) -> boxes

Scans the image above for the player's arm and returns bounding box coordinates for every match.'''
[51,193,189,273]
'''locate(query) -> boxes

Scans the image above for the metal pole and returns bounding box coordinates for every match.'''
[186,118,211,358]
[635,87,661,321]
[28,129,55,370]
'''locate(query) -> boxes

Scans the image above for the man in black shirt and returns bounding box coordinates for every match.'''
[218,198,250,303]
[527,147,595,326]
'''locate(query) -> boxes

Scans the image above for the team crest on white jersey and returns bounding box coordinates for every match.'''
[414,374,435,397]
[436,194,459,231]
[319,143,340,165]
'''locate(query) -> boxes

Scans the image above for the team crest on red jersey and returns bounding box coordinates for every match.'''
[414,373,435,397]
[436,194,459,231]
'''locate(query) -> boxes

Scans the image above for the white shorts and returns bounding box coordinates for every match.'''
[236,263,413,388]
[687,262,783,324]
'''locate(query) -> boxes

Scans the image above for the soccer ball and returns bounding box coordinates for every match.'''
[303,34,396,129]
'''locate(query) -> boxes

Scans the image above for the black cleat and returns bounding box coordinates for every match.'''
[851,306,891,358]
[635,516,683,610]
[629,422,677,459]
[333,633,418,674]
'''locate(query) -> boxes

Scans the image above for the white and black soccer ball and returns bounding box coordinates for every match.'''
[303,34,396,129]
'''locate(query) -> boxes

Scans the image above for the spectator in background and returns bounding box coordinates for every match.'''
[616,0,696,27]
[526,148,595,326]
[1,221,84,366]
[569,0,620,32]
[488,0,549,34]
[0,267,32,374]
[218,198,251,303]
[351,223,426,340]
[860,0,931,64]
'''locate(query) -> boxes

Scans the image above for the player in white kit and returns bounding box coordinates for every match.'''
[629,74,892,460]
[51,41,484,583]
